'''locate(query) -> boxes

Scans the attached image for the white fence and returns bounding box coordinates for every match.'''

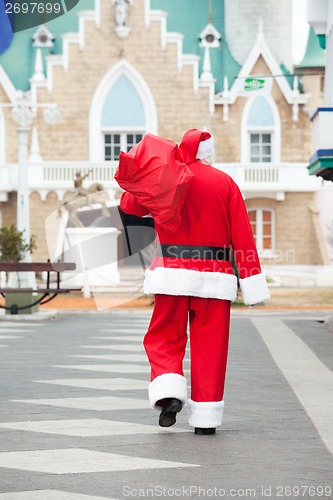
[41,162,118,183]
[217,163,321,193]
[0,161,321,199]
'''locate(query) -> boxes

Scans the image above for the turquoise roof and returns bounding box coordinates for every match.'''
[0,0,94,91]
[1,0,281,93]
[296,27,326,69]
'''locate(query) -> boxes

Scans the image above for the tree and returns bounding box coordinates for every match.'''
[0,225,37,262]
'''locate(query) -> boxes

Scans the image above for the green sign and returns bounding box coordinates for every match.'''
[244,78,266,91]
[239,76,273,96]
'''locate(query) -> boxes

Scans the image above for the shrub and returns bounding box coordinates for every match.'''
[0,225,37,262]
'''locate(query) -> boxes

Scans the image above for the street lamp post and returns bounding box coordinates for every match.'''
[10,94,60,264]
[11,101,34,256]
[0,94,60,291]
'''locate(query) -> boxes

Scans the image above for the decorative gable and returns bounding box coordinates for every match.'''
[32,25,55,48]
[215,31,309,121]
[199,23,221,48]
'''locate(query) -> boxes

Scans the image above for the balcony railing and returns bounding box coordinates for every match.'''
[0,160,321,200]
[41,162,118,183]
[216,163,321,192]
[0,161,119,194]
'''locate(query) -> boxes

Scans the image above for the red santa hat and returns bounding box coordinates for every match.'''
[179,129,214,164]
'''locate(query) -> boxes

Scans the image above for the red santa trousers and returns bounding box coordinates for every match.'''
[143,294,231,428]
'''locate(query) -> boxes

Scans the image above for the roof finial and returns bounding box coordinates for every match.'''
[257,16,265,42]
[258,17,263,34]
[31,48,45,82]
[201,46,214,82]
[208,0,213,24]
[223,76,229,92]
[29,126,42,163]
[293,75,299,92]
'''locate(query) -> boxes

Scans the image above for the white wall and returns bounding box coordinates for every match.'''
[315,184,333,262]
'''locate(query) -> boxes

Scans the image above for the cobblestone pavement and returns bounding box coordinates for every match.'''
[0,310,332,500]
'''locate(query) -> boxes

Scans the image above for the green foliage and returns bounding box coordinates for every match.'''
[0,225,37,262]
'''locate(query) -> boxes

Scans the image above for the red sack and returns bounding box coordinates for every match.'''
[115,133,194,232]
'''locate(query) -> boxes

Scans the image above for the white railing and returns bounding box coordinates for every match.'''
[41,161,118,183]
[0,161,321,197]
[216,162,321,192]
[0,161,119,193]
[244,165,280,183]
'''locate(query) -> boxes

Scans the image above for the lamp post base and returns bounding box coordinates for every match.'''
[5,292,40,315]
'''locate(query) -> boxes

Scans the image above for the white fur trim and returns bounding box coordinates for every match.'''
[187,399,224,428]
[144,267,238,300]
[196,136,214,159]
[148,373,188,410]
[239,273,271,305]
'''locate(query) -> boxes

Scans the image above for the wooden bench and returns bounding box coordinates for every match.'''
[0,261,81,314]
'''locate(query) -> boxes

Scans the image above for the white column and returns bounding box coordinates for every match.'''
[11,100,36,288]
[15,125,36,288]
[16,126,31,248]
[11,98,34,262]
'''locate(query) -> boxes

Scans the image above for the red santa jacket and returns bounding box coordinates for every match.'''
[120,130,270,305]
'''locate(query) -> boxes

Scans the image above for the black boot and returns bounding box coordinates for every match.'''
[194,427,216,435]
[159,398,182,427]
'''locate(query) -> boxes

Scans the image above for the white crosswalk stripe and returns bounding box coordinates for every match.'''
[0,323,42,328]
[91,336,142,341]
[69,353,149,362]
[12,396,149,411]
[53,364,150,373]
[36,377,148,391]
[0,419,188,436]
[0,335,23,339]
[80,344,144,352]
[0,449,198,474]
[0,491,113,499]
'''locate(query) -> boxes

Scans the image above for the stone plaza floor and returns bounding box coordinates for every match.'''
[0,309,332,499]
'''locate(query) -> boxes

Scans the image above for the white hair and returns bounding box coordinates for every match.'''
[196,136,215,160]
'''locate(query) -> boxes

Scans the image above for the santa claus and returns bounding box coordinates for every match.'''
[119,129,270,434]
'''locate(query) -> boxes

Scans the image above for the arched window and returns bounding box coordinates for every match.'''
[241,95,281,164]
[89,60,157,161]
[248,208,275,254]
[102,75,145,161]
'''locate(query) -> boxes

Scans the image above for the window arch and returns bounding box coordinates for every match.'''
[89,60,158,161]
[241,95,281,164]
[248,207,275,254]
[101,74,146,161]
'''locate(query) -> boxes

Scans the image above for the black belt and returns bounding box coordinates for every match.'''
[158,244,230,261]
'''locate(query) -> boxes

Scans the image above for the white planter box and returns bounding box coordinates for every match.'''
[61,227,121,295]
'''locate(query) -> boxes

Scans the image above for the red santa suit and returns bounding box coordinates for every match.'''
[120,129,270,429]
